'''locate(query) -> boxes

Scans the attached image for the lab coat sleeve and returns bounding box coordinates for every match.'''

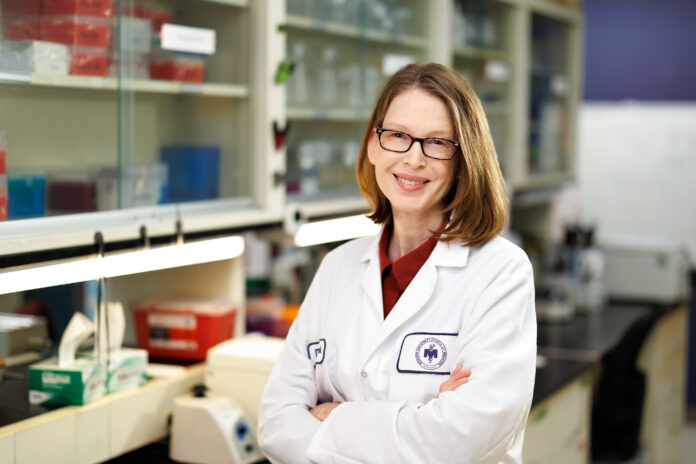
[306,253,536,464]
[257,260,329,464]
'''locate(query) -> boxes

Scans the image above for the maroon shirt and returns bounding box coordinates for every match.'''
[379,224,438,319]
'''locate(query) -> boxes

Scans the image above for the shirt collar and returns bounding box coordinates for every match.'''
[378,222,438,291]
[361,224,470,268]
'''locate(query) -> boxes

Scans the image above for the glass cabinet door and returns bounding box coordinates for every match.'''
[451,0,514,178]
[117,0,254,212]
[0,0,119,221]
[528,13,573,178]
[0,0,258,226]
[284,0,428,204]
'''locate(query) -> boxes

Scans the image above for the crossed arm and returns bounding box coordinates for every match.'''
[309,364,471,422]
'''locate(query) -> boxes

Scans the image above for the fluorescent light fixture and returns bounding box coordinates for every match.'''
[294,215,379,247]
[0,236,244,295]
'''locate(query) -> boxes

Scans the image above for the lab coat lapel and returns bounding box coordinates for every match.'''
[360,230,384,321]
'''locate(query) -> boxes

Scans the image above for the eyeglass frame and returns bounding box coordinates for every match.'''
[375,128,459,161]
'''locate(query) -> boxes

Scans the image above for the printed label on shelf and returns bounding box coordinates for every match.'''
[161,23,216,55]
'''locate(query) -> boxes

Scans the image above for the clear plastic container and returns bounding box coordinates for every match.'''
[0,40,71,75]
[96,164,166,210]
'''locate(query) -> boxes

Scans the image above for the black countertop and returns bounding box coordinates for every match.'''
[532,356,593,407]
[537,304,653,361]
[531,301,682,406]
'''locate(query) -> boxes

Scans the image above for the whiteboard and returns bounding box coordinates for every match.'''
[576,102,696,265]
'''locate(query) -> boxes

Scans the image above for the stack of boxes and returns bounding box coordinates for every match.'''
[0,0,112,76]
[40,0,113,76]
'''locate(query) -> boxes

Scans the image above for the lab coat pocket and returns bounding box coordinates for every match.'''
[391,332,458,404]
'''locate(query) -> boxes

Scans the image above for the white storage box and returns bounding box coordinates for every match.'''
[205,335,284,425]
[0,40,70,74]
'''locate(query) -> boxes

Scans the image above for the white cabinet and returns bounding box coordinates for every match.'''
[523,369,593,464]
[638,305,687,464]
[0,364,204,464]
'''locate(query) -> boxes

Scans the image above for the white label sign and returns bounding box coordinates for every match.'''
[161,23,216,55]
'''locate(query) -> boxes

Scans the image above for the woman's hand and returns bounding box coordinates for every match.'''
[437,364,470,398]
[310,402,341,422]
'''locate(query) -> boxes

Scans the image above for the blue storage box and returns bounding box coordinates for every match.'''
[8,174,46,219]
[160,146,220,202]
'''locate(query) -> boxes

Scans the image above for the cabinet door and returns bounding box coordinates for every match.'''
[526,9,579,187]
[0,0,282,256]
[118,0,282,230]
[451,0,514,178]
[284,0,430,219]
[0,0,119,222]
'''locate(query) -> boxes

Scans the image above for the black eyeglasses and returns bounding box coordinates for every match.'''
[375,128,459,160]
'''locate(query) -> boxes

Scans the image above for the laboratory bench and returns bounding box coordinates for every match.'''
[0,302,687,464]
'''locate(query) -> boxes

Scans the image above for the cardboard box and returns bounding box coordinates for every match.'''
[28,357,106,406]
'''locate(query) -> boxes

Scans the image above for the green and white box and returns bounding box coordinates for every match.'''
[28,357,106,406]
[106,348,148,393]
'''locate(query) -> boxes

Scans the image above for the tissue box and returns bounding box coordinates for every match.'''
[106,348,148,393]
[28,356,106,406]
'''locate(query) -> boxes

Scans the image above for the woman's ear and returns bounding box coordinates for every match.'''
[367,129,377,165]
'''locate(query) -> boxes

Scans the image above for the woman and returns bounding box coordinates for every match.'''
[258,63,536,464]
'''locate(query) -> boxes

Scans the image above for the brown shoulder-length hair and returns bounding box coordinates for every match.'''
[356,62,509,247]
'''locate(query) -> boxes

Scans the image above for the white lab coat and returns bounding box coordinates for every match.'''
[258,229,536,464]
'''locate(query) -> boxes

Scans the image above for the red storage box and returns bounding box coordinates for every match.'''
[2,0,41,17]
[3,18,40,41]
[133,299,237,361]
[150,56,205,83]
[70,46,108,76]
[42,0,111,18]
[40,16,110,48]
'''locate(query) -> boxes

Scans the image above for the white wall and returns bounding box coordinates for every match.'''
[573,102,696,264]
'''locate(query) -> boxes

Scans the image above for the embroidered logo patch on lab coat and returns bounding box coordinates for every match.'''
[307,339,326,365]
[397,332,457,375]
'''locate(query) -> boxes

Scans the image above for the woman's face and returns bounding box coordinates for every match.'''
[367,88,456,225]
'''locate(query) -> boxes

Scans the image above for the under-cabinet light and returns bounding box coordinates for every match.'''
[294,215,379,247]
[0,236,245,295]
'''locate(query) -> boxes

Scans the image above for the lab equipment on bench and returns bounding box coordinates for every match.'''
[170,384,264,464]
[0,313,49,358]
[603,240,691,303]
[205,335,285,425]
